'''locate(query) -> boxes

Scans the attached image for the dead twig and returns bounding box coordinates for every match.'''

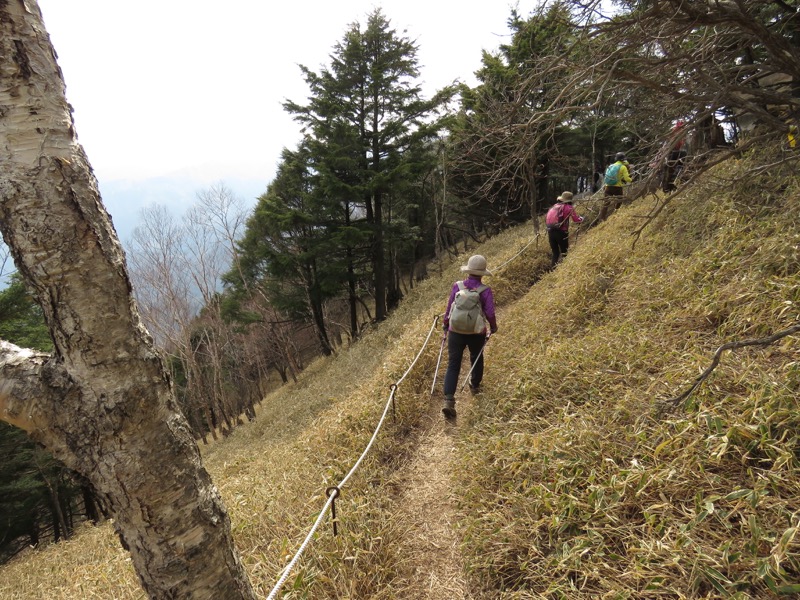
[662,323,800,408]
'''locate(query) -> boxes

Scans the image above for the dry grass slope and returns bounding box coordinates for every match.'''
[456,144,800,598]
[0,142,797,599]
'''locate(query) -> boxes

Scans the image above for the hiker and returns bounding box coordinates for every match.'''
[545,191,584,266]
[663,121,688,192]
[599,152,632,221]
[441,255,497,419]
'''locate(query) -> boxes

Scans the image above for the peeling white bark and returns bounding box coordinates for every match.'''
[0,2,256,598]
[0,340,53,432]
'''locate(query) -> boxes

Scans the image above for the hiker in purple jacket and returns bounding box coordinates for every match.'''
[545,191,584,266]
[441,255,498,419]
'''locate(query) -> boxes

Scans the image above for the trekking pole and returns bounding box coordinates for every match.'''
[430,330,448,395]
[460,334,490,392]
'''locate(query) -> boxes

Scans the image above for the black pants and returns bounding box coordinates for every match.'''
[548,228,569,265]
[443,332,486,397]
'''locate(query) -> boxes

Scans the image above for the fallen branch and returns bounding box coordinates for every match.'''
[664,323,800,407]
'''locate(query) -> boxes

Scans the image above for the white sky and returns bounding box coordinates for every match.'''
[36,0,524,186]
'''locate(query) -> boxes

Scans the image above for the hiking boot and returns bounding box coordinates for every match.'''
[442,397,456,419]
[468,382,481,394]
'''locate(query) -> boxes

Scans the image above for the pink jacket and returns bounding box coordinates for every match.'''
[553,203,584,232]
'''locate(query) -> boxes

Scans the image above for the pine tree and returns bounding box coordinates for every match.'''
[231,144,346,355]
[0,276,84,562]
[284,9,452,323]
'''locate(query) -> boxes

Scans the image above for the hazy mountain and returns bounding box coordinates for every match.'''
[0,173,267,287]
[99,174,267,247]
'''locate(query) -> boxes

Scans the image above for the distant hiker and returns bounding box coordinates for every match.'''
[441,255,497,419]
[663,121,688,192]
[545,191,584,266]
[599,152,632,221]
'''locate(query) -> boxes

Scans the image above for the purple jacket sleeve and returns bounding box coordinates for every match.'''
[481,287,497,333]
[565,204,584,225]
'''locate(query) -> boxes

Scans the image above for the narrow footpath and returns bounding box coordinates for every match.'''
[392,388,476,599]
[392,256,522,598]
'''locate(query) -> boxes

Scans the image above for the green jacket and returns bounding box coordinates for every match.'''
[607,161,632,187]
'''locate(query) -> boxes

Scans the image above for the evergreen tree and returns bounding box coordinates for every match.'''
[0,274,52,351]
[449,4,589,220]
[0,276,86,563]
[284,8,452,322]
[230,145,345,355]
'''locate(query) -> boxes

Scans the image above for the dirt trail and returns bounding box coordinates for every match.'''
[393,390,476,599]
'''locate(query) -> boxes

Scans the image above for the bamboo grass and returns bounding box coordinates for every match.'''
[1,143,798,598]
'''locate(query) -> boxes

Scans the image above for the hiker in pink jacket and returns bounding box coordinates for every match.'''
[545,191,584,266]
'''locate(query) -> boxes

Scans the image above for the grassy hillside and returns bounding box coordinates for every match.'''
[0,142,797,599]
[456,145,800,598]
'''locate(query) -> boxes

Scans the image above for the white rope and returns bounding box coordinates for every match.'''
[338,385,397,490]
[265,493,337,600]
[395,313,439,387]
[492,235,536,273]
[265,314,439,598]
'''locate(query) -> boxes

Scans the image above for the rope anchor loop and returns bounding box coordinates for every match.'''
[389,383,398,420]
[325,486,341,536]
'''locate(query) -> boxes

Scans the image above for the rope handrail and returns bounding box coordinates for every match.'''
[266,313,440,599]
[266,493,337,599]
[338,384,397,491]
[394,312,439,387]
[491,236,536,273]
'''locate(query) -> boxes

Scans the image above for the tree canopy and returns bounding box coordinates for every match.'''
[2,0,799,595]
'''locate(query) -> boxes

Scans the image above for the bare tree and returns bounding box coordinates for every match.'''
[128,185,261,441]
[449,0,799,233]
[0,3,255,598]
[129,205,198,348]
[0,241,14,285]
[128,206,223,440]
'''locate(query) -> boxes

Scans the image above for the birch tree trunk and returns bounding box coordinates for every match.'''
[0,2,256,598]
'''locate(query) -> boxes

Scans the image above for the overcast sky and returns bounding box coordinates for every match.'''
[32,0,527,242]
[37,1,522,179]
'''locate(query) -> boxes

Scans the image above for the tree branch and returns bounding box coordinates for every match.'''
[629,136,770,246]
[0,340,58,433]
[663,323,800,407]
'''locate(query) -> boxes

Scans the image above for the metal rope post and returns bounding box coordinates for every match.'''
[325,487,341,536]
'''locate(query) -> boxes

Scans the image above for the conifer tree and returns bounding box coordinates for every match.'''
[284,9,452,323]
[0,276,84,562]
[231,144,344,355]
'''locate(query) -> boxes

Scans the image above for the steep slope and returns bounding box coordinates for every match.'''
[0,143,797,599]
[454,145,800,597]
[0,219,544,598]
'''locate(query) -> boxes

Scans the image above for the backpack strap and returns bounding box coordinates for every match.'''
[457,281,487,295]
[558,204,570,227]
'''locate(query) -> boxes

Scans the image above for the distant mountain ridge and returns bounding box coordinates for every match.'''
[99,174,266,246]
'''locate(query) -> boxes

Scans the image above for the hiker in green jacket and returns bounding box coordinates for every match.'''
[599,152,632,221]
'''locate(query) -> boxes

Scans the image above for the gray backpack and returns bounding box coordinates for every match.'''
[448,282,488,334]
